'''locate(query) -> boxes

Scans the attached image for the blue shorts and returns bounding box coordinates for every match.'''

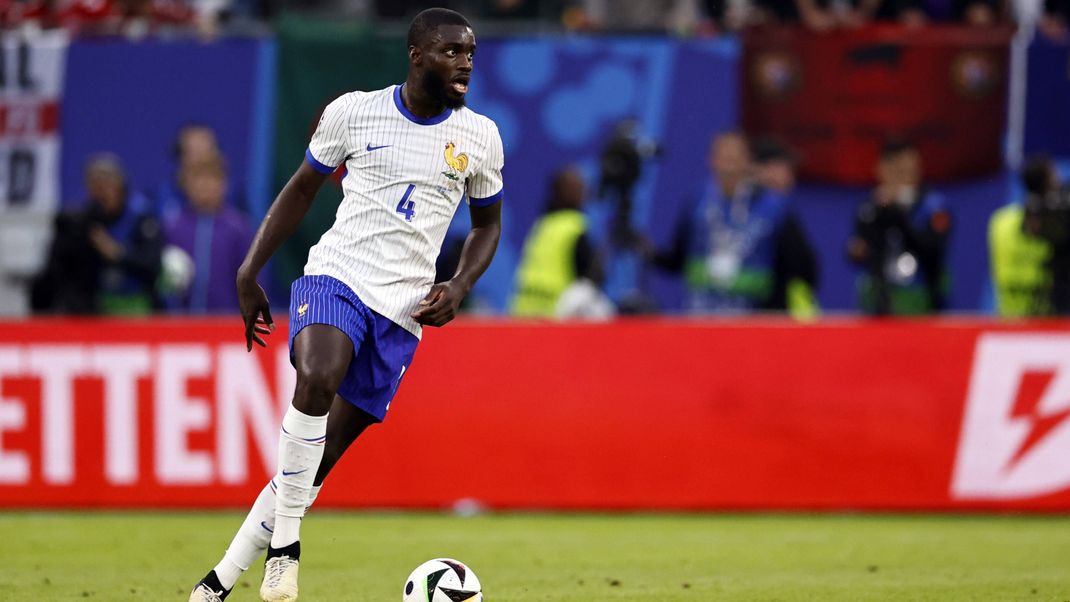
[288,275,418,422]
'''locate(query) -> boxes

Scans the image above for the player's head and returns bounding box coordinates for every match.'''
[84,153,127,215]
[407,8,474,110]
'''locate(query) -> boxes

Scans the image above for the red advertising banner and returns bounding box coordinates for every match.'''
[1,318,1069,511]
[742,25,1011,185]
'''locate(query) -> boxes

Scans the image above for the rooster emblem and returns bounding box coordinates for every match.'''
[444,142,469,173]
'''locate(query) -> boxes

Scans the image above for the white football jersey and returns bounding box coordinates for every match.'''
[303,85,504,338]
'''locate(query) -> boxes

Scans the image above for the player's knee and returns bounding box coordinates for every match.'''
[293,367,341,412]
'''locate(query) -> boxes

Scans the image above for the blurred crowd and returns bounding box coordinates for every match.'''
[29,126,1070,320]
[510,131,1070,320]
[2,0,1068,38]
[31,126,254,315]
[9,0,1070,320]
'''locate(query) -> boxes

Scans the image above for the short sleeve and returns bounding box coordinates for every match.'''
[466,123,504,207]
[305,95,352,174]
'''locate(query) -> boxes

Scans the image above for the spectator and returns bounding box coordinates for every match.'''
[155,123,221,223]
[1041,0,1070,39]
[31,154,162,315]
[163,153,254,313]
[847,139,951,315]
[648,131,818,316]
[751,136,820,316]
[752,136,796,194]
[988,156,1057,317]
[476,0,557,21]
[577,0,700,32]
[511,165,612,319]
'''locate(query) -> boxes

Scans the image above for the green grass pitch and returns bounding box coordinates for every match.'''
[3,511,1069,601]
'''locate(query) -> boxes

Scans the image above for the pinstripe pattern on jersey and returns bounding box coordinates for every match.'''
[303,85,504,338]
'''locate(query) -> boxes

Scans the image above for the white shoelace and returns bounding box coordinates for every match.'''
[194,584,224,602]
[264,556,298,587]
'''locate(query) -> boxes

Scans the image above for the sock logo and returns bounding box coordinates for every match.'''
[952,334,1070,499]
[281,468,308,477]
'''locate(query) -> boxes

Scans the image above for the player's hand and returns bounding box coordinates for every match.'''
[410,280,466,327]
[237,273,275,351]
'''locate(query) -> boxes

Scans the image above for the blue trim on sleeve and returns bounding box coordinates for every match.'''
[393,84,452,126]
[469,189,503,208]
[305,148,336,174]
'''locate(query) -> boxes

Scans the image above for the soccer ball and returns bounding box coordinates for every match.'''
[403,558,482,602]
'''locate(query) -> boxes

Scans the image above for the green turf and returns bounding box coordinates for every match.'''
[2,511,1069,601]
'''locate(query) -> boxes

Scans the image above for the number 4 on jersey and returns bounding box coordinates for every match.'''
[396,184,416,222]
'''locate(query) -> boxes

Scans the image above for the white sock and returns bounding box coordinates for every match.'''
[212,482,324,589]
[270,404,327,549]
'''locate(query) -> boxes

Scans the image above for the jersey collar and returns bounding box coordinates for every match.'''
[394,84,452,126]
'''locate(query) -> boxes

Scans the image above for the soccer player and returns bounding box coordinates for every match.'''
[188,8,503,601]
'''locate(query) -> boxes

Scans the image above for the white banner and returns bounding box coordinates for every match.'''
[0,29,68,212]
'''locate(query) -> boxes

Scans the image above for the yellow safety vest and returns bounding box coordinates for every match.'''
[511,209,587,317]
[989,204,1052,317]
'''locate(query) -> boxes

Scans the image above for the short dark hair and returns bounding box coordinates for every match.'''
[751,135,793,164]
[880,137,915,159]
[1022,154,1053,197]
[407,8,471,49]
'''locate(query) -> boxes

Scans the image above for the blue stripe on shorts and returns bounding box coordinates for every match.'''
[288,275,418,422]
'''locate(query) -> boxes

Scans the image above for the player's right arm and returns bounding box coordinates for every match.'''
[238,95,353,350]
[236,162,329,351]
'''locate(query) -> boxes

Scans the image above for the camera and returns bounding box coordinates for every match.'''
[598,119,660,247]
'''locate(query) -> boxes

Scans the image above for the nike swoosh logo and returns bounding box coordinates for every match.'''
[281,468,308,476]
[367,143,391,151]
[260,521,274,533]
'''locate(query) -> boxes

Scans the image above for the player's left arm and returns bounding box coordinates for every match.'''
[412,201,501,327]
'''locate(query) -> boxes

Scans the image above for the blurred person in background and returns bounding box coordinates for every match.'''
[752,135,796,194]
[163,152,253,313]
[31,153,162,315]
[1040,0,1070,38]
[512,165,613,319]
[576,0,700,32]
[988,155,1058,317]
[1019,155,1070,313]
[647,131,818,316]
[733,0,998,29]
[847,139,951,315]
[3,0,198,35]
[155,123,221,223]
[751,136,820,315]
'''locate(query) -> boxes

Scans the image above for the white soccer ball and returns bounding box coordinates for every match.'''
[403,558,482,602]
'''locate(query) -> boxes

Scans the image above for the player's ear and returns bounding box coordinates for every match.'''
[408,45,421,65]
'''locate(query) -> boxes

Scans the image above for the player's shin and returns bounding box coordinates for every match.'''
[211,481,323,590]
[270,404,328,551]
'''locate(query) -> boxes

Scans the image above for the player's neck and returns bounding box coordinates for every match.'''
[401,81,447,119]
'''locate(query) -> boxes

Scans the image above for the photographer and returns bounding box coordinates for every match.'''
[647,131,818,315]
[847,140,951,315]
[1017,155,1070,314]
[31,154,163,315]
